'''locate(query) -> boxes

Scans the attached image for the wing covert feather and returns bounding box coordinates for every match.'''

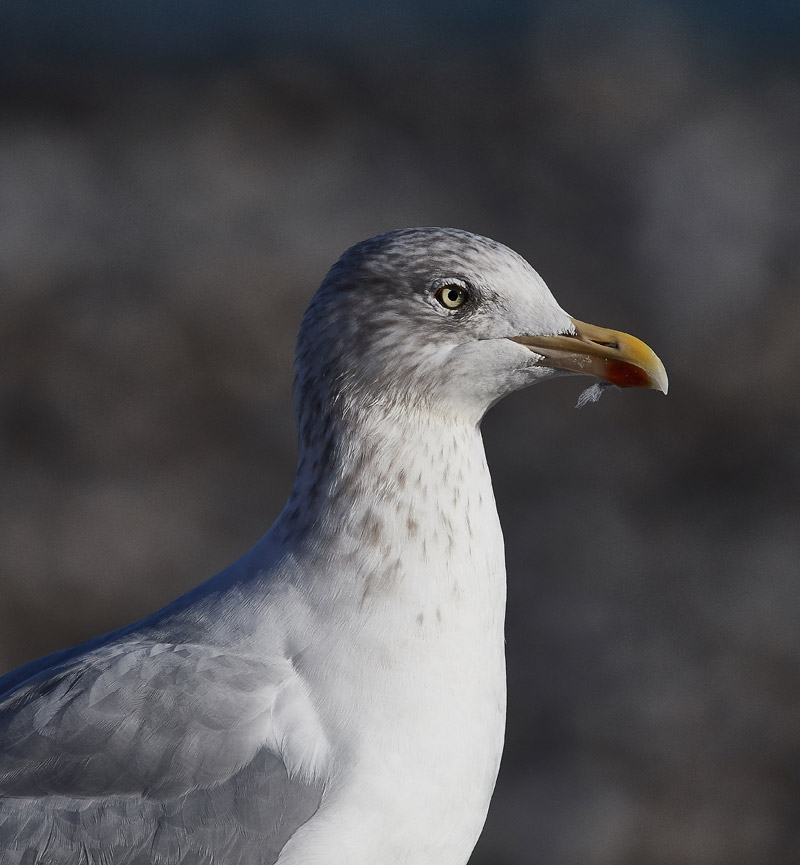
[0,641,326,862]
[0,750,323,863]
[0,641,291,798]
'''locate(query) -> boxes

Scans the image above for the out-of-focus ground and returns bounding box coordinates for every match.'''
[1,1,799,863]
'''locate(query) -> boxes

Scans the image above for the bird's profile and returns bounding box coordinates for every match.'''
[0,228,667,864]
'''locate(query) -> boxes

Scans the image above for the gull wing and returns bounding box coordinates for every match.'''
[0,639,326,862]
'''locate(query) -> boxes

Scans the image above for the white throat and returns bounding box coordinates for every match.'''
[279,407,506,622]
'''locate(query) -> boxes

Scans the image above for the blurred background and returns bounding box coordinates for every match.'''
[1,0,799,862]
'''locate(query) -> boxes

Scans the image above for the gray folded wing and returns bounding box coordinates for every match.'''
[0,640,325,863]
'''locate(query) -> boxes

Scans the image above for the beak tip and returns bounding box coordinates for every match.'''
[651,360,669,396]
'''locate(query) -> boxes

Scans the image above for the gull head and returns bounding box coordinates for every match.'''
[295,227,667,430]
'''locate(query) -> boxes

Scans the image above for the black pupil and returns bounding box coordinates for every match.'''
[447,289,460,303]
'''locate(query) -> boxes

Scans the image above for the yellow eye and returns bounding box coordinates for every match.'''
[435,284,469,310]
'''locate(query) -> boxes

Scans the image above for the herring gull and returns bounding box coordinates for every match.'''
[0,228,667,864]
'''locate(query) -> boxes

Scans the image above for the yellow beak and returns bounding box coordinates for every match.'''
[509,317,668,394]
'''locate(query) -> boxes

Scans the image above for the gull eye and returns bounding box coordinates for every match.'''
[435,284,469,310]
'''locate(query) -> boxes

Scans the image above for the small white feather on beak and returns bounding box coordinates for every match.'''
[575,381,619,408]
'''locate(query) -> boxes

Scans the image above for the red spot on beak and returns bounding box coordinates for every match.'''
[604,359,652,388]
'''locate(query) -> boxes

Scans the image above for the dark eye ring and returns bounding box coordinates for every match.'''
[435,284,469,310]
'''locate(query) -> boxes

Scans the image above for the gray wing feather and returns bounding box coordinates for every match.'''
[0,641,325,863]
[1,753,322,864]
